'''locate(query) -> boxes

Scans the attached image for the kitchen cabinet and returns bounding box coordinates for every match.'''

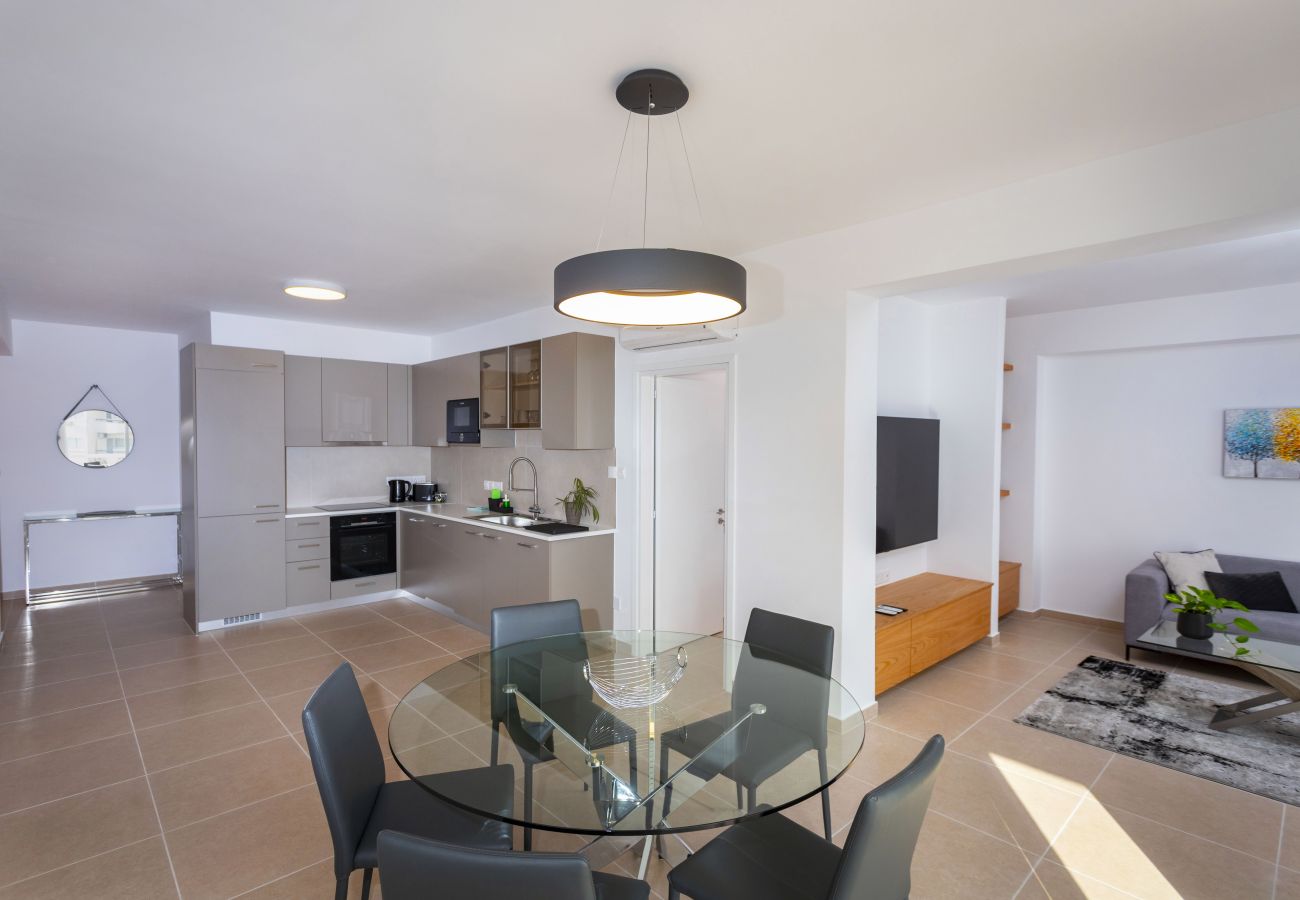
[194,368,285,518]
[399,511,433,597]
[193,344,283,374]
[411,352,479,446]
[387,364,411,446]
[509,340,543,429]
[284,355,323,446]
[510,536,550,605]
[331,573,397,601]
[286,560,329,607]
[541,333,615,449]
[321,358,389,443]
[195,514,287,620]
[479,346,509,429]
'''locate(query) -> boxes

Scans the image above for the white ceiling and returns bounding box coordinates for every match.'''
[904,228,1300,316]
[3,0,1300,335]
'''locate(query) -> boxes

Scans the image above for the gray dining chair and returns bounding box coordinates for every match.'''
[377,829,650,900]
[302,662,515,900]
[666,734,945,900]
[489,599,638,850]
[659,608,836,839]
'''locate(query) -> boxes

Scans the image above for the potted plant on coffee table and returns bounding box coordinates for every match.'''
[1163,585,1259,653]
[557,477,600,526]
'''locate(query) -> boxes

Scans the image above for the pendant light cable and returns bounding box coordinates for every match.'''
[674,110,707,242]
[642,87,652,248]
[595,110,634,251]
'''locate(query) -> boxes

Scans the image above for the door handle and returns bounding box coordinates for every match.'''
[297,543,321,549]
[297,564,321,571]
[516,543,536,549]
[256,518,279,524]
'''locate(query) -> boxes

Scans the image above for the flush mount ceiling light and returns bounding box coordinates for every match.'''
[283,279,346,301]
[554,69,746,327]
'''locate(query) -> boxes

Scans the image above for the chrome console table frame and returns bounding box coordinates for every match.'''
[24,509,183,606]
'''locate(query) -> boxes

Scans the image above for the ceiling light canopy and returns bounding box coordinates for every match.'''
[554,69,745,327]
[284,280,346,301]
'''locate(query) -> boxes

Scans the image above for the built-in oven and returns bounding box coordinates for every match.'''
[447,397,480,444]
[330,512,397,581]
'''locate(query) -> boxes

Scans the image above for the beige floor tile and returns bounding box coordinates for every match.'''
[1281,805,1300,872]
[294,605,385,634]
[1063,629,1134,663]
[0,836,177,900]
[0,699,132,763]
[999,617,1097,645]
[317,618,413,652]
[424,624,490,654]
[341,634,447,673]
[117,651,237,696]
[244,652,348,698]
[1018,663,1084,694]
[779,771,872,837]
[107,619,197,648]
[126,673,259,729]
[0,650,117,692]
[166,785,332,900]
[987,631,1079,664]
[5,632,111,661]
[1088,754,1283,861]
[938,647,1047,685]
[367,656,462,700]
[1018,859,1140,900]
[897,665,1021,712]
[845,722,927,787]
[0,731,143,815]
[928,751,1081,856]
[988,685,1052,721]
[1276,867,1300,900]
[0,672,122,725]
[149,735,313,830]
[263,672,397,733]
[1047,794,1277,900]
[224,633,335,672]
[365,596,428,618]
[875,689,984,742]
[908,811,1035,899]
[0,777,159,887]
[951,717,1110,795]
[136,700,286,771]
[379,605,460,632]
[1173,656,1269,689]
[212,617,311,650]
[112,633,219,670]
[239,860,380,899]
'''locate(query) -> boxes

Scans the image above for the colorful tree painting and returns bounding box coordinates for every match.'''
[1224,408,1276,478]
[1275,408,1300,463]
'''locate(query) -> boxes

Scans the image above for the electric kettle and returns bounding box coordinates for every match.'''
[388,479,412,503]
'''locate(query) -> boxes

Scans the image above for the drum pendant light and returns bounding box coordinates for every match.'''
[554,69,746,327]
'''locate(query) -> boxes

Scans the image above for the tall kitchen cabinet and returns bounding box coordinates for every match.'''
[180,344,287,629]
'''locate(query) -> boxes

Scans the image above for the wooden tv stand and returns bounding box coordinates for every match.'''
[876,572,993,693]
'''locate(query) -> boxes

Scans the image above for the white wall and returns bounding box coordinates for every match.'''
[0,321,181,592]
[1002,283,1300,619]
[208,311,433,364]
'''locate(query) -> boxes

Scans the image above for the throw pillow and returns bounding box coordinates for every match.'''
[1154,549,1222,595]
[1204,570,1298,614]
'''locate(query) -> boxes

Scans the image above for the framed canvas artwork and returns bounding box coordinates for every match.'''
[1223,408,1300,479]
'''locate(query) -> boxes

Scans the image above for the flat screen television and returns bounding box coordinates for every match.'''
[876,416,939,553]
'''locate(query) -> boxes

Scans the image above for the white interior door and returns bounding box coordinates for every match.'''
[653,370,727,635]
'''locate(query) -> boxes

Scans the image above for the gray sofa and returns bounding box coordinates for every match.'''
[1125,553,1300,659]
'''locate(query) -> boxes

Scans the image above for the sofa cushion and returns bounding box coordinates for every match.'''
[1204,570,1298,614]
[1154,549,1222,594]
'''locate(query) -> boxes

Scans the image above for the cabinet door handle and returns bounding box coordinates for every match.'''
[481,534,502,541]
[255,504,280,509]
[296,521,318,526]
[464,530,480,536]
[256,518,279,524]
[297,543,321,549]
[252,363,278,369]
[516,542,536,549]
[297,564,321,571]
[435,523,448,528]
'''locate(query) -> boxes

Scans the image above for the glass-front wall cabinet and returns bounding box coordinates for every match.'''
[509,340,542,429]
[479,346,509,429]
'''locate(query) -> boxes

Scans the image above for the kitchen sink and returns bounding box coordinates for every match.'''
[472,514,539,528]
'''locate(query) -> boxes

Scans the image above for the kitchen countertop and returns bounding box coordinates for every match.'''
[284,500,614,542]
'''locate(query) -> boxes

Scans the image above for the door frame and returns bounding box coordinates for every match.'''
[635,359,737,639]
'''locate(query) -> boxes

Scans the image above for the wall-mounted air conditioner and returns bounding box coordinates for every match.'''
[618,321,739,352]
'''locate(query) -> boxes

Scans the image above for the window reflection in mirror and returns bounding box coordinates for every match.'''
[58,409,134,468]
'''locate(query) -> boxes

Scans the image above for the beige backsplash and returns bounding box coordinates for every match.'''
[286,446,434,507]
[430,431,616,526]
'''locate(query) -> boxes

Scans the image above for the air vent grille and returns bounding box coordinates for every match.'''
[222,612,262,626]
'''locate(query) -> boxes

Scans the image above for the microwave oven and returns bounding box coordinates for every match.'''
[447,398,480,444]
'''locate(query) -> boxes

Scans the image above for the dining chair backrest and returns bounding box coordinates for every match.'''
[732,608,835,749]
[489,599,588,728]
[378,829,601,900]
[301,662,386,878]
[828,734,945,900]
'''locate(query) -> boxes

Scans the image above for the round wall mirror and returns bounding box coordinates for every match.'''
[57,409,134,468]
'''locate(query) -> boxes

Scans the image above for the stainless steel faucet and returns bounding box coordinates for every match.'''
[507,456,543,517]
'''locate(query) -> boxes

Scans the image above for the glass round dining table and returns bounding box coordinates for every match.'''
[388,629,864,870]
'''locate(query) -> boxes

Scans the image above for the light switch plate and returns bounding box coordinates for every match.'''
[875,569,890,586]
[608,466,619,479]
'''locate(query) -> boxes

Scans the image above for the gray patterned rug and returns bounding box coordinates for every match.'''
[1015,656,1300,805]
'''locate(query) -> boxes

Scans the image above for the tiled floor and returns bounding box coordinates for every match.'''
[0,591,1295,899]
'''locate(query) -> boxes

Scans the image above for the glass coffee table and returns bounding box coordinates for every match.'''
[1135,620,1300,730]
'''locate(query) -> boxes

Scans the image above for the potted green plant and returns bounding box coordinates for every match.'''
[1162,585,1259,652]
[557,477,600,526]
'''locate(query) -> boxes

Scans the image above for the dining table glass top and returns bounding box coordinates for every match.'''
[388,630,865,836]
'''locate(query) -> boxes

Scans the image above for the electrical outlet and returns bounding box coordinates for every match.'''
[613,594,623,610]
[875,569,890,586]
[608,466,619,479]
[483,480,504,491]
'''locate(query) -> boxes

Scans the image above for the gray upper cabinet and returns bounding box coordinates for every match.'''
[412,352,479,446]
[284,355,323,446]
[194,367,286,517]
[542,332,615,449]
[387,364,410,446]
[321,358,388,443]
[193,344,283,374]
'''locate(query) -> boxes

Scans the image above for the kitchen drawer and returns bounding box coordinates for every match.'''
[285,516,329,540]
[286,537,329,562]
[330,572,397,601]
[286,561,330,607]
[194,344,284,373]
